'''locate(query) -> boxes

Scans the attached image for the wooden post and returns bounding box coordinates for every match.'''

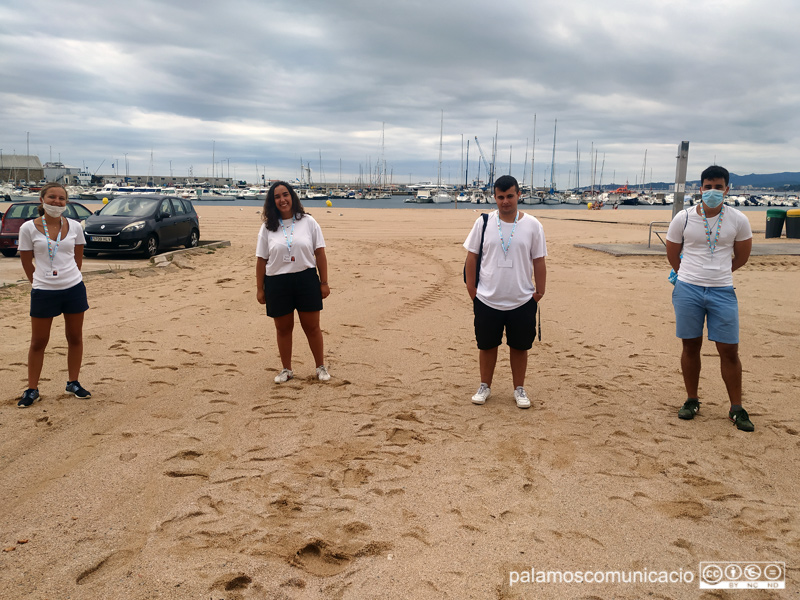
[672,141,690,219]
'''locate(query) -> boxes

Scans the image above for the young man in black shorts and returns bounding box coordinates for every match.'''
[464,175,548,408]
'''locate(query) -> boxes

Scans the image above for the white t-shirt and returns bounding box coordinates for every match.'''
[463,210,548,310]
[255,214,326,276]
[18,218,86,290]
[666,206,752,287]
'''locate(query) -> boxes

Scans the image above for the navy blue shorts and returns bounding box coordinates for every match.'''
[264,268,323,318]
[473,296,538,350]
[30,281,89,319]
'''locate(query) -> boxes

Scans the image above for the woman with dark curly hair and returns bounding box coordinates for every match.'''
[255,181,331,383]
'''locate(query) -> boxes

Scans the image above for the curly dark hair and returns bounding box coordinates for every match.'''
[262,181,306,231]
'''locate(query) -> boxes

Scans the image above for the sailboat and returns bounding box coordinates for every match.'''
[521,114,542,205]
[432,110,453,203]
[543,119,561,204]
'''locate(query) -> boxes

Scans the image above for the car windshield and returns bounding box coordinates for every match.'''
[100,197,159,217]
[6,204,40,219]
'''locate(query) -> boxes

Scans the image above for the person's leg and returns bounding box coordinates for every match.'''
[28,317,54,389]
[298,310,324,367]
[509,347,528,388]
[479,347,499,387]
[63,312,85,382]
[681,337,703,398]
[505,298,536,390]
[273,313,295,369]
[715,342,742,407]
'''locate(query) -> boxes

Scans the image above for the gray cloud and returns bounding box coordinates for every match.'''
[2,0,798,186]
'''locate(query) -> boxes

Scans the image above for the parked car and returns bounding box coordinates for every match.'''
[82,195,200,257]
[0,201,92,257]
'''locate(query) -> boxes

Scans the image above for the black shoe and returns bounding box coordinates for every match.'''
[66,381,92,399]
[678,398,700,420]
[18,388,40,408]
[729,408,754,432]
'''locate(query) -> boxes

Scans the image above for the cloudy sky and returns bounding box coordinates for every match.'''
[2,0,798,188]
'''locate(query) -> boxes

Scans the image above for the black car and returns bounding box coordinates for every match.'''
[83,195,200,257]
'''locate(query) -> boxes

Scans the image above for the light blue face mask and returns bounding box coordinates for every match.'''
[702,189,725,208]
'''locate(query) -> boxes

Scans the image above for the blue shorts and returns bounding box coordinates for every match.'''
[672,280,739,344]
[30,281,89,319]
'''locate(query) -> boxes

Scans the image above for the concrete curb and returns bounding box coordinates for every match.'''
[149,241,232,264]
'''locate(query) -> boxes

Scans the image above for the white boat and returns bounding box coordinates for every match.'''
[415,189,432,203]
[432,189,453,203]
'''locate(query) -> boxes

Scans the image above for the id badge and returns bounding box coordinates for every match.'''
[498,258,513,268]
[45,270,59,278]
[283,255,295,263]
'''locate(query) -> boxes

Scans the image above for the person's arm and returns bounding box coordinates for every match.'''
[465,251,478,299]
[20,250,35,283]
[74,244,84,271]
[532,256,546,302]
[731,238,752,272]
[666,240,682,272]
[256,257,267,304]
[315,247,330,299]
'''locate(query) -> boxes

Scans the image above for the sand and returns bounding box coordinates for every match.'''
[1,205,798,599]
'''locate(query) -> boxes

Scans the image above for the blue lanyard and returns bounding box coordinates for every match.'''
[41,217,64,267]
[699,204,724,255]
[279,215,295,252]
[497,211,519,256]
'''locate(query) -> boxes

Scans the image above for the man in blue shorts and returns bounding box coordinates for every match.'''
[464,175,547,409]
[666,165,754,431]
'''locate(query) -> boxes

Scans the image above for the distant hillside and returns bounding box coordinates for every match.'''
[726,172,800,189]
[619,172,800,190]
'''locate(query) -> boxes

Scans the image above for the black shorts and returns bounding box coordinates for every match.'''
[473,296,537,351]
[30,281,89,319]
[264,268,323,318]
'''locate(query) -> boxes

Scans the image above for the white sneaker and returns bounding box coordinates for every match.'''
[472,383,491,405]
[514,387,531,409]
[316,365,331,381]
[274,368,293,383]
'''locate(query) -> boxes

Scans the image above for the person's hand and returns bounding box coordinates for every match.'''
[533,292,544,303]
[256,288,266,305]
[320,283,330,299]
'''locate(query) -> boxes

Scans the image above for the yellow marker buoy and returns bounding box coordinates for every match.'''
[326,200,332,207]
[102,197,109,204]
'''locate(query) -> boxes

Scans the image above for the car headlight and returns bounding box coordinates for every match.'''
[122,221,146,232]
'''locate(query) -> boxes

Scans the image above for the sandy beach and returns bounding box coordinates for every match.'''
[1,205,798,599]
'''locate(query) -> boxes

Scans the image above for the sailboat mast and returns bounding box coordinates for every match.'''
[437,110,443,188]
[531,114,536,193]
[549,119,557,192]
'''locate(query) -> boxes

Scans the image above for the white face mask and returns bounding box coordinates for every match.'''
[42,203,67,218]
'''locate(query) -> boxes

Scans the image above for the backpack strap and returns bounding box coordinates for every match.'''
[475,213,489,285]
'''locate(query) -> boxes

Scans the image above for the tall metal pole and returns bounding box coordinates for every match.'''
[672,141,690,218]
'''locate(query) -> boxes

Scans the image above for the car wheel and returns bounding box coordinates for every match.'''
[144,234,159,258]
[1,249,17,258]
[185,229,199,249]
